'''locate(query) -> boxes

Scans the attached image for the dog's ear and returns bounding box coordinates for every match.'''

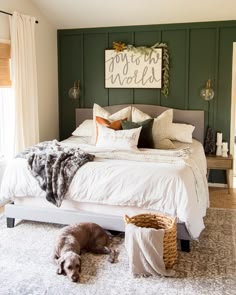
[56,257,65,275]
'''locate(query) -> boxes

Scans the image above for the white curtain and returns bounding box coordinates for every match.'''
[10,11,39,153]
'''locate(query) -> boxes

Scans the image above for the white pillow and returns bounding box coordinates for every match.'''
[92,104,132,143]
[96,124,142,150]
[131,107,151,122]
[93,103,132,121]
[152,109,175,149]
[168,123,195,143]
[72,120,93,137]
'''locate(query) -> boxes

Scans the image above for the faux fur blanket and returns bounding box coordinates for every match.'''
[17,140,94,207]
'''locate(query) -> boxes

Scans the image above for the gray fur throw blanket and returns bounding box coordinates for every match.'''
[17,140,94,207]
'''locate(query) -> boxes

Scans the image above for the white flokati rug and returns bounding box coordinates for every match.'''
[0,208,236,295]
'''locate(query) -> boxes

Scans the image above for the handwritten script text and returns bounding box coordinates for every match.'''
[105,49,162,88]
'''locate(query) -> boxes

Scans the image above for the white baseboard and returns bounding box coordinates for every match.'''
[0,159,7,188]
[208,182,227,188]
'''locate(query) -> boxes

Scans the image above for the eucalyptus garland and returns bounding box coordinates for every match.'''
[112,41,170,97]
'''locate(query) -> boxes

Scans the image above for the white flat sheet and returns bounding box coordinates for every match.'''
[0,137,209,239]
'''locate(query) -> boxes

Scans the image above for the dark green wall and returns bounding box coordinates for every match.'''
[58,21,236,183]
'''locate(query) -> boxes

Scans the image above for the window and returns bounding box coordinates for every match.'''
[0,42,14,159]
[0,88,15,159]
[0,43,11,87]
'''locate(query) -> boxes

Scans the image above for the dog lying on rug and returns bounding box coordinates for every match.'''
[53,222,115,282]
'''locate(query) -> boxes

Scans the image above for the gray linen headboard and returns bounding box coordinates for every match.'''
[76,104,205,144]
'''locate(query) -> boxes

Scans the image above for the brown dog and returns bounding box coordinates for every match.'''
[53,222,111,282]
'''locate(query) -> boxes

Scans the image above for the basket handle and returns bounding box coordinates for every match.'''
[173,217,177,224]
[124,215,131,224]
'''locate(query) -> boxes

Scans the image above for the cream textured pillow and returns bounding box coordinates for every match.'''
[168,123,195,143]
[131,107,151,122]
[72,120,93,137]
[152,109,175,149]
[92,104,132,143]
[96,124,142,150]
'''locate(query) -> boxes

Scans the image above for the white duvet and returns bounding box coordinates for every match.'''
[0,137,209,239]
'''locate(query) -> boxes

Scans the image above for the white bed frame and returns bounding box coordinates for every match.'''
[4,104,205,251]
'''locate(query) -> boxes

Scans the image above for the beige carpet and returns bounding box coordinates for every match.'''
[0,208,235,295]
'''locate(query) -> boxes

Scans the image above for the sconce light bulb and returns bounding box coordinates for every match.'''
[200,79,214,101]
[68,80,80,99]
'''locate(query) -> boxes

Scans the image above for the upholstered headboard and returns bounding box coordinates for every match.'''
[76,104,205,144]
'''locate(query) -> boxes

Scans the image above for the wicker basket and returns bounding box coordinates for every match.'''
[124,213,177,268]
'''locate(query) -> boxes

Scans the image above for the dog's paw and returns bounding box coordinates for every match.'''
[108,249,119,263]
[56,268,63,275]
[103,246,111,254]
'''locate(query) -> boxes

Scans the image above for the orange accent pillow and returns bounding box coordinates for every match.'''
[95,116,127,142]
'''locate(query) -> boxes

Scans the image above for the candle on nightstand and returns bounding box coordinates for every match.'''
[216,132,222,145]
[222,142,228,151]
[222,142,228,157]
[216,132,223,156]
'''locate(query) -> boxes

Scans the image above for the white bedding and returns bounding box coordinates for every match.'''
[0,137,209,239]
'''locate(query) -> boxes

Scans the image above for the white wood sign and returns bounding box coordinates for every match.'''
[105,49,162,88]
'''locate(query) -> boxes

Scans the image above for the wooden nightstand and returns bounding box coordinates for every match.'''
[206,154,233,193]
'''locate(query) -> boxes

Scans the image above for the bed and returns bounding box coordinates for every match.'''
[0,104,209,251]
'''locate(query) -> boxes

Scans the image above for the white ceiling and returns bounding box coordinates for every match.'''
[31,0,236,29]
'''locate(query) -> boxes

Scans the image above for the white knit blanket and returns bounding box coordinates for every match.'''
[70,144,191,164]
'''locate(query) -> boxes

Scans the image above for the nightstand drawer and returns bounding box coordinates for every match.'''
[206,155,233,170]
[206,154,233,194]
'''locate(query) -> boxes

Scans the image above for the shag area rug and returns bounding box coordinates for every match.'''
[0,208,235,295]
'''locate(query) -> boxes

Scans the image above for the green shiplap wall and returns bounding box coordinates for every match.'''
[58,21,236,183]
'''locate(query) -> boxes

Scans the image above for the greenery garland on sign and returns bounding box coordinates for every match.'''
[112,41,170,97]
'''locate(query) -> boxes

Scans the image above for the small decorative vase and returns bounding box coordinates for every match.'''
[222,142,228,157]
[216,143,222,156]
[222,150,228,157]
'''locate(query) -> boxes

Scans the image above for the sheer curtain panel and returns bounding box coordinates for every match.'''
[10,11,39,153]
[0,88,15,159]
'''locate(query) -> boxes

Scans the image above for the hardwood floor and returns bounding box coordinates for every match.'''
[209,186,236,209]
[0,187,236,214]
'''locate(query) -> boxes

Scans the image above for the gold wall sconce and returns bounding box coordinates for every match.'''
[200,79,214,101]
[68,80,80,100]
